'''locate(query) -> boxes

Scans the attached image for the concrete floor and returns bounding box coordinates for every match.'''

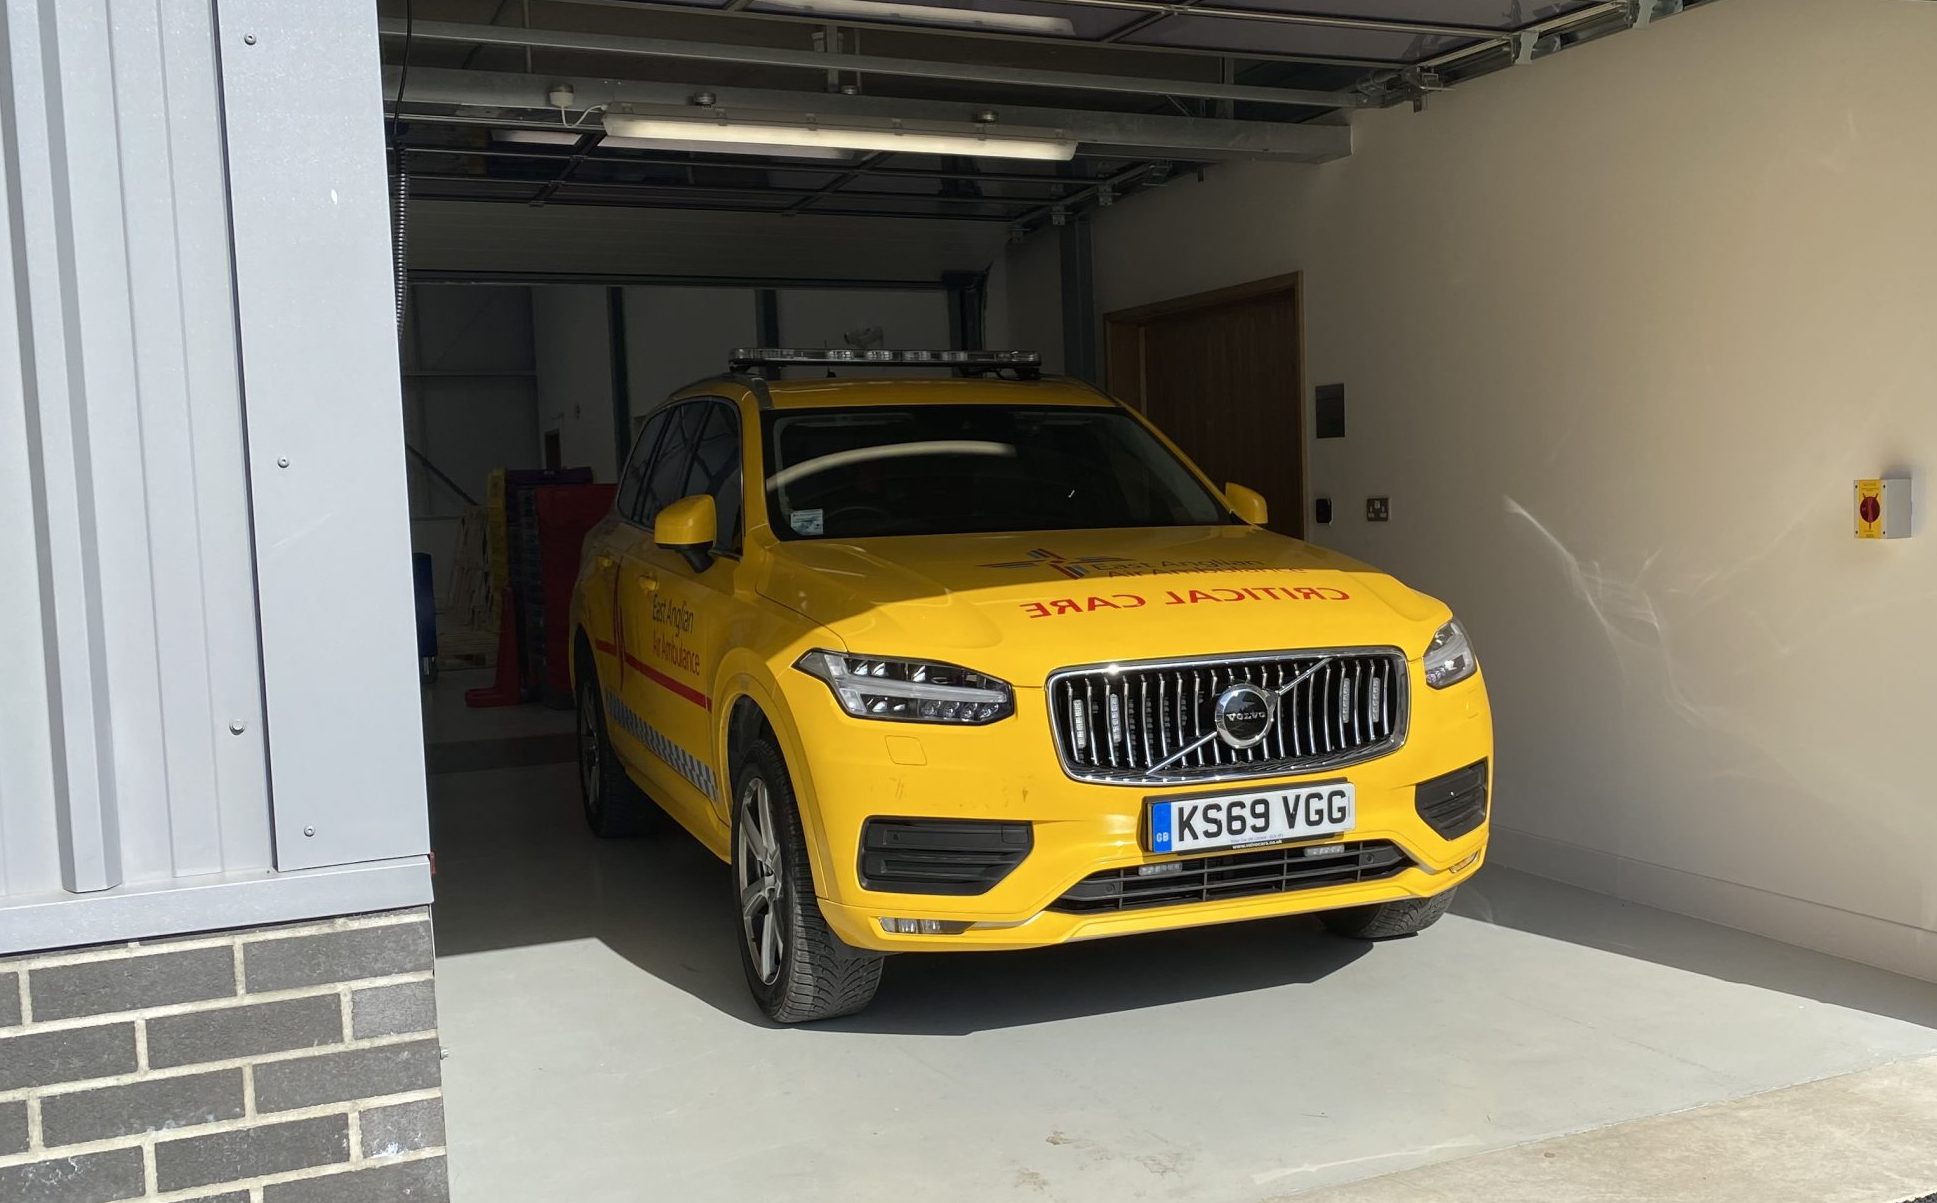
[423,673,1937,1203]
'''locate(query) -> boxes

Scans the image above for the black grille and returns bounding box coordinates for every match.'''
[1047,650,1407,784]
[1049,840,1410,913]
[859,818,1032,895]
[1416,760,1488,840]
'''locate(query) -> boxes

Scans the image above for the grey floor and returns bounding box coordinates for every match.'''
[423,672,1937,1202]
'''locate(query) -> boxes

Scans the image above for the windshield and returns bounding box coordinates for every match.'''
[764,405,1231,540]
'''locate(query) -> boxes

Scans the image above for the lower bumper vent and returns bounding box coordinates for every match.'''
[1049,840,1410,914]
[859,818,1032,895]
[1416,760,1488,840]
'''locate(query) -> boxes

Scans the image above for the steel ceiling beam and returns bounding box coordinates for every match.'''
[387,67,1353,162]
[1413,1,1630,72]
[378,19,1368,109]
[400,143,1086,192]
[949,0,1502,40]
[401,186,1019,221]
[530,0,1424,70]
[1014,159,1158,229]
[406,170,1039,209]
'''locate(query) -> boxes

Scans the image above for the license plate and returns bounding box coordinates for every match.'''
[1146,782,1356,855]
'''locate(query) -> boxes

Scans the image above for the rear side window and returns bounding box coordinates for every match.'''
[640,403,707,523]
[682,402,744,552]
[616,409,671,522]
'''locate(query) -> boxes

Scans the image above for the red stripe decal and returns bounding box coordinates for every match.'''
[623,652,712,711]
[593,638,617,655]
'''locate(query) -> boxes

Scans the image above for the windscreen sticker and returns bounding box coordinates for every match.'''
[1019,584,1351,618]
[790,508,825,536]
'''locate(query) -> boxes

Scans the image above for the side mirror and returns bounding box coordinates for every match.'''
[654,494,718,572]
[1224,482,1269,526]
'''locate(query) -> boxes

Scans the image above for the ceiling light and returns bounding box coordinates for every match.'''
[754,0,1075,35]
[602,113,1076,162]
[492,128,854,160]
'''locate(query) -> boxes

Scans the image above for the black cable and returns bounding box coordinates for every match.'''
[390,0,414,336]
[389,0,413,154]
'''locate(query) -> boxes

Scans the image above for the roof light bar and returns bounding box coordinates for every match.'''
[730,348,1042,371]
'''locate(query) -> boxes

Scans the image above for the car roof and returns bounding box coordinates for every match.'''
[673,374,1119,411]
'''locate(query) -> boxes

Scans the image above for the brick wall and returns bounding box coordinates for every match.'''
[0,909,449,1202]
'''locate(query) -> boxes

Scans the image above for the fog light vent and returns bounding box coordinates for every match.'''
[1415,760,1489,840]
[859,818,1032,895]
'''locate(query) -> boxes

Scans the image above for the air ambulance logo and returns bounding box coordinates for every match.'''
[977,547,1134,580]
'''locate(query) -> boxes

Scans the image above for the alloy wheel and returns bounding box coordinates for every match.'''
[737,776,786,985]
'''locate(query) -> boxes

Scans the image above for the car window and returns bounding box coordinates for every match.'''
[763,405,1230,540]
[681,401,743,552]
[616,409,671,522]
[640,403,707,524]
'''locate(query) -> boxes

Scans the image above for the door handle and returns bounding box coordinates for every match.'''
[596,554,616,571]
[639,574,659,593]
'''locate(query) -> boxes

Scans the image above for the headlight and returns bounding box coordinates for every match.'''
[1423,618,1478,689]
[795,651,1014,725]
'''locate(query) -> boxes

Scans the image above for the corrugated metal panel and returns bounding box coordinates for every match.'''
[1,0,432,947]
[0,0,272,902]
[215,0,429,871]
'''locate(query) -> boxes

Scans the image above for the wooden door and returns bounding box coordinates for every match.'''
[1106,275,1304,537]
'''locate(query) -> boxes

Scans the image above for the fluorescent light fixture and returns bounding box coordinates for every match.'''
[755,0,1075,35]
[491,128,854,160]
[602,113,1076,162]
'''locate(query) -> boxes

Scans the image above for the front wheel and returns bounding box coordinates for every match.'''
[1320,888,1457,940]
[733,739,883,1023]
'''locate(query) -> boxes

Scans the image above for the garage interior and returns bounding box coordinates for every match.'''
[379,0,1937,1201]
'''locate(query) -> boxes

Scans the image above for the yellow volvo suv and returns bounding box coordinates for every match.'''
[571,349,1491,1022]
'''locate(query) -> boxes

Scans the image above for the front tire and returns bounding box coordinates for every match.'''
[733,738,883,1023]
[1320,888,1457,940]
[576,668,660,838]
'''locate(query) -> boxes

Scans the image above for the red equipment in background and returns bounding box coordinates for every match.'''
[466,475,615,709]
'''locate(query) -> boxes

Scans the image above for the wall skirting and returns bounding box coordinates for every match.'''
[1491,826,1937,985]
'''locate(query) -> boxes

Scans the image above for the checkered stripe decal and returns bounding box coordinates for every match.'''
[606,689,718,801]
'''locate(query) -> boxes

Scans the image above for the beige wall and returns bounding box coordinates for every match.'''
[1087,0,1937,979]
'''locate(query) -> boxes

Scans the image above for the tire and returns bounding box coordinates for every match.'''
[575,665,660,838]
[732,738,884,1023]
[1320,887,1457,940]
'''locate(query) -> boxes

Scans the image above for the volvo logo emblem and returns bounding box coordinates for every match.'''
[1212,682,1276,749]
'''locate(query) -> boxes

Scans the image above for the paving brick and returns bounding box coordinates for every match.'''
[244,920,432,993]
[359,1097,446,1156]
[0,1022,137,1090]
[0,969,20,1026]
[176,1195,252,1203]
[0,1099,28,1157]
[0,1146,145,1203]
[155,1114,350,1193]
[254,1039,441,1113]
[29,945,235,1021]
[351,979,437,1038]
[263,1155,450,1203]
[41,1069,245,1147]
[147,994,343,1069]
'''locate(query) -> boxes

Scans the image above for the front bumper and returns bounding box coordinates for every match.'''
[781,659,1493,953]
